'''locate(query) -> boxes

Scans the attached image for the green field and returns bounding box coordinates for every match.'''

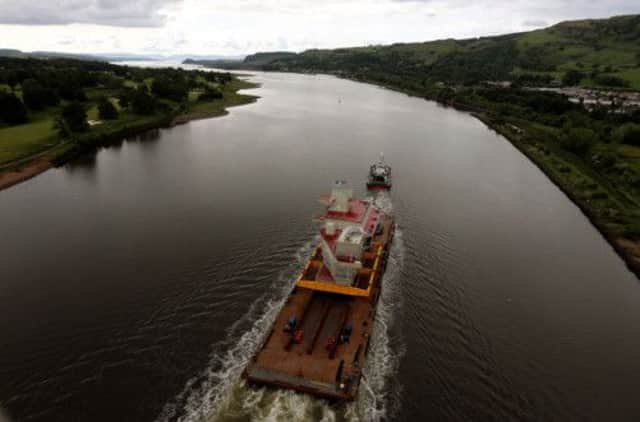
[176,78,257,122]
[616,68,640,89]
[1,70,257,171]
[0,113,56,166]
[619,144,640,160]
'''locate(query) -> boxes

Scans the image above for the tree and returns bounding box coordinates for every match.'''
[562,70,584,86]
[560,127,598,156]
[98,73,125,90]
[56,101,88,135]
[0,92,28,124]
[199,86,223,101]
[594,74,629,88]
[613,123,640,146]
[117,88,133,109]
[6,70,22,91]
[57,84,87,102]
[21,78,59,110]
[98,97,118,120]
[131,86,155,115]
[151,75,188,101]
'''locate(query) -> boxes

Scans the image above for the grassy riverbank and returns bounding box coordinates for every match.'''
[320,72,640,276]
[0,59,257,190]
[173,78,257,124]
[194,14,640,277]
[474,113,640,275]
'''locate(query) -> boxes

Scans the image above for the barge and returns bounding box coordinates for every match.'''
[244,179,395,401]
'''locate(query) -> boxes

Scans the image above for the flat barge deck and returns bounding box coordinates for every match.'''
[244,213,395,401]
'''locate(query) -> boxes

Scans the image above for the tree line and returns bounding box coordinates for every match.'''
[0,57,231,133]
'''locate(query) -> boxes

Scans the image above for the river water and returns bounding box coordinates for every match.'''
[1,72,639,422]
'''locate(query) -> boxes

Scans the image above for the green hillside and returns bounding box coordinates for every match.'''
[249,14,640,275]
[185,51,296,70]
[243,52,297,67]
[0,48,106,62]
[263,14,640,89]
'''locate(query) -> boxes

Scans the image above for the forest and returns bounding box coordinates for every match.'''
[0,57,253,171]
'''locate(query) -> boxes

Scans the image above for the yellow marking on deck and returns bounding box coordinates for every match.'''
[296,244,385,298]
[296,280,372,297]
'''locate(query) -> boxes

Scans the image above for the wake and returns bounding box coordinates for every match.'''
[157,192,404,422]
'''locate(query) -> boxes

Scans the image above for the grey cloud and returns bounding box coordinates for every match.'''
[523,19,548,27]
[0,0,181,27]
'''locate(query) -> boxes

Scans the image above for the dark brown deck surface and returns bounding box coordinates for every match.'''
[244,215,395,400]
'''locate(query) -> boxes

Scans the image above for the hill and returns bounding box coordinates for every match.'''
[184,51,295,70]
[242,52,297,67]
[234,14,640,276]
[0,50,243,64]
[0,49,26,58]
[0,48,107,62]
[254,14,640,90]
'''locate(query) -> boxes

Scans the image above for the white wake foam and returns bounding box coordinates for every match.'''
[158,228,405,422]
[156,238,317,422]
[356,229,405,421]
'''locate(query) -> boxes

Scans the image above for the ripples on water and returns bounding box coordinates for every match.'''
[3,72,640,422]
[157,192,405,422]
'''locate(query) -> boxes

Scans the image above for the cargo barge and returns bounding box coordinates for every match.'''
[244,179,395,401]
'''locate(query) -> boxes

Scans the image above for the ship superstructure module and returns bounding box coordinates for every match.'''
[244,179,395,401]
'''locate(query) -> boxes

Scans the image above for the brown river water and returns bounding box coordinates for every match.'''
[1,71,639,421]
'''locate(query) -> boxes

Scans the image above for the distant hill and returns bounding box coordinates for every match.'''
[242,52,297,66]
[0,49,26,58]
[0,49,106,62]
[183,58,242,68]
[184,51,296,69]
[0,50,243,64]
[246,14,640,90]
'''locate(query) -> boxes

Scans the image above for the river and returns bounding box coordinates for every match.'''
[1,72,639,421]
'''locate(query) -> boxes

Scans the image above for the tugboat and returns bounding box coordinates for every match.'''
[244,179,395,401]
[367,153,392,190]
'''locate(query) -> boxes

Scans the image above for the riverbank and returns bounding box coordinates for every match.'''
[473,112,640,277]
[0,157,52,190]
[0,78,258,192]
[314,71,640,279]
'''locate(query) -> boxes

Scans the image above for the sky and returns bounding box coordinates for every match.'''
[0,0,638,56]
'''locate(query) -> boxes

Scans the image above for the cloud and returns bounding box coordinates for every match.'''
[522,19,548,27]
[0,0,182,27]
[0,0,638,55]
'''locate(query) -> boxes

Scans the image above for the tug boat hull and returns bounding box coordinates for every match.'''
[367,153,392,190]
[366,182,392,190]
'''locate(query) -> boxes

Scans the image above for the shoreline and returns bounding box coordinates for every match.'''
[280,70,640,279]
[0,82,259,193]
[374,75,640,279]
[0,157,52,191]
[472,112,640,278]
[3,70,638,279]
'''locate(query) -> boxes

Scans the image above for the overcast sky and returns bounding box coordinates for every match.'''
[0,0,638,56]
